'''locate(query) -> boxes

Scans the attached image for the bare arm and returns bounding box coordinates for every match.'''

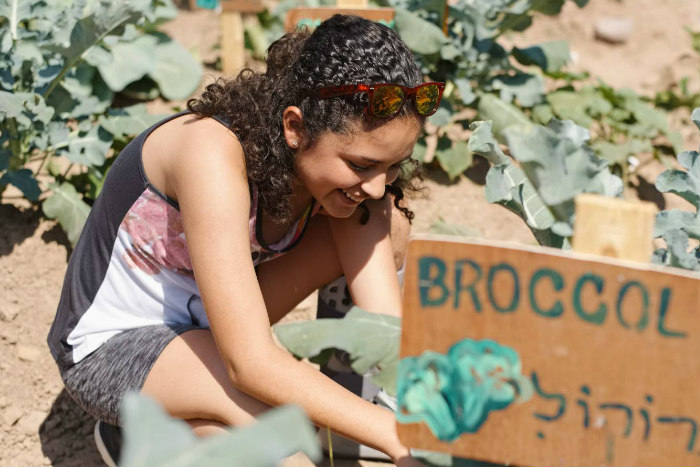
[170,120,410,461]
[327,196,404,317]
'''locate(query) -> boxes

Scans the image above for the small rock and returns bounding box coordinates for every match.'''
[594,17,633,44]
[2,407,23,427]
[0,396,8,408]
[17,345,42,362]
[17,410,46,436]
[0,307,18,322]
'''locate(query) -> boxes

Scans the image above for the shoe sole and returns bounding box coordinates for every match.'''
[93,421,118,467]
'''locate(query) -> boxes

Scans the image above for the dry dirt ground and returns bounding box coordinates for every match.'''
[1,0,699,466]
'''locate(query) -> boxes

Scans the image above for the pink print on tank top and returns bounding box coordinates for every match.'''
[120,189,194,277]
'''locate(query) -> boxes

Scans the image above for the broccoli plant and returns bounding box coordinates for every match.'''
[468,118,623,248]
[119,392,320,467]
[652,108,700,271]
[0,0,202,244]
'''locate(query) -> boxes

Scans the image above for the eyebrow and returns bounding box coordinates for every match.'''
[358,154,413,165]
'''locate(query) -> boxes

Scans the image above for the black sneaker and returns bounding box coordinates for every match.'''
[94,420,122,467]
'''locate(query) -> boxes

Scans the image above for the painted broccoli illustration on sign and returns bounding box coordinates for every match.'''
[397,339,532,441]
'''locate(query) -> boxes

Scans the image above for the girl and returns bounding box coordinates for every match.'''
[47,14,443,466]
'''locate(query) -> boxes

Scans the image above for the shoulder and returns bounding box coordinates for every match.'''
[165,115,247,191]
[170,114,243,165]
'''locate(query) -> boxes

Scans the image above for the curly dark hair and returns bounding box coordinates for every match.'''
[187,14,425,224]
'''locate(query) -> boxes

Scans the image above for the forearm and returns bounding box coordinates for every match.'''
[229,344,407,460]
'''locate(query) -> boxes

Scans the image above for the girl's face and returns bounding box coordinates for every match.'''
[291,116,421,218]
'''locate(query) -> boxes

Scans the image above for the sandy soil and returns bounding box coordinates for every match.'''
[1,1,699,466]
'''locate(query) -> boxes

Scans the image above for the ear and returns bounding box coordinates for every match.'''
[282,106,305,149]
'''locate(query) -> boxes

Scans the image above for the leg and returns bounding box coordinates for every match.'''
[141,199,409,431]
[141,329,270,426]
[187,419,228,436]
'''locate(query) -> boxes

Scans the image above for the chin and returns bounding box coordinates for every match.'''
[320,202,357,219]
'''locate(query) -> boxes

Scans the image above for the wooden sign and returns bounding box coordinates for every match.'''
[220,0,264,13]
[397,235,700,467]
[284,7,395,32]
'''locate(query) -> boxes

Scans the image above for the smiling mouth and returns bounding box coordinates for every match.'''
[339,189,363,203]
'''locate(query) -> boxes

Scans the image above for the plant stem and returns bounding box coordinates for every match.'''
[34,150,53,177]
[44,13,138,99]
[61,162,74,178]
[6,118,22,166]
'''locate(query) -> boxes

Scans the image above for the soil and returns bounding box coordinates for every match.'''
[1,1,699,466]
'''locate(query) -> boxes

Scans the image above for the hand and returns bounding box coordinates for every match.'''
[394,452,431,467]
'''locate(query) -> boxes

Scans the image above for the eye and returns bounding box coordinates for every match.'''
[348,161,369,172]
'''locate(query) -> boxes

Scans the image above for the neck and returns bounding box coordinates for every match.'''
[289,177,314,217]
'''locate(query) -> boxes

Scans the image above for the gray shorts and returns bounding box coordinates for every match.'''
[59,324,202,426]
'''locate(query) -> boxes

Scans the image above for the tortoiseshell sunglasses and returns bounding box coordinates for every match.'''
[312,82,445,118]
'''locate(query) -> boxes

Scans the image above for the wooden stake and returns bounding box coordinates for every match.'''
[337,0,368,7]
[220,11,245,76]
[573,193,657,262]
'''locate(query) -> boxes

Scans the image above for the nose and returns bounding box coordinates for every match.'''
[360,172,386,200]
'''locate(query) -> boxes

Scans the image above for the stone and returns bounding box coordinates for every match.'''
[594,17,633,44]
[2,406,23,427]
[0,396,8,408]
[17,410,46,436]
[0,307,18,322]
[17,345,42,362]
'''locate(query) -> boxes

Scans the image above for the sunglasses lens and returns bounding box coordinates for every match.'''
[371,85,405,117]
[415,84,441,116]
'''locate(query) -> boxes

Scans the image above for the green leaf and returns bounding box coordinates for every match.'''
[0,148,9,171]
[63,125,113,166]
[546,119,590,146]
[394,8,448,55]
[490,73,544,108]
[436,141,472,180]
[546,91,593,127]
[592,139,652,167]
[151,39,203,100]
[504,123,611,206]
[661,229,700,271]
[654,210,700,239]
[627,99,669,135]
[531,0,567,15]
[691,107,700,131]
[429,217,479,237]
[510,177,558,231]
[0,0,32,41]
[667,131,685,155]
[42,182,91,246]
[656,151,700,208]
[428,106,452,127]
[467,120,509,166]
[0,169,41,201]
[98,34,158,92]
[440,44,460,61]
[120,393,321,467]
[454,78,475,105]
[0,90,27,118]
[531,103,554,125]
[100,112,163,139]
[477,93,531,141]
[274,307,400,396]
[52,2,146,63]
[512,40,570,73]
[411,139,428,163]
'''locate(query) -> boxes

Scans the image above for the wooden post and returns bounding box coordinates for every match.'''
[572,193,657,262]
[284,0,394,33]
[219,0,264,76]
[337,0,368,7]
[220,11,244,75]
